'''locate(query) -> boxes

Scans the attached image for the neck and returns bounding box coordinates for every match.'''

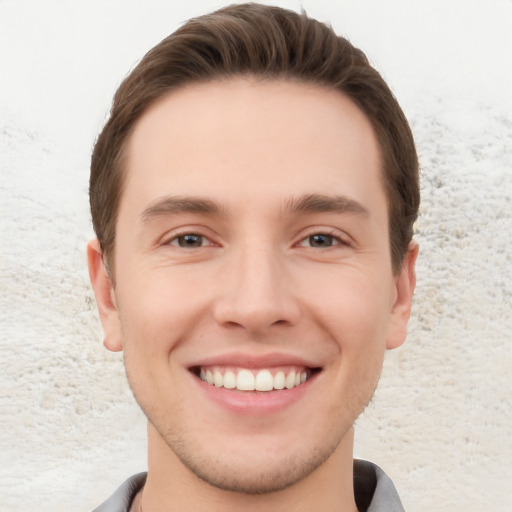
[139,423,358,512]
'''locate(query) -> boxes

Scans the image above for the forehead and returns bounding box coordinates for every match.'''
[121,78,384,217]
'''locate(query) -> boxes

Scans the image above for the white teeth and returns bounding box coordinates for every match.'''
[274,371,285,390]
[223,370,236,389]
[237,369,255,390]
[213,370,223,388]
[198,367,311,391]
[255,369,273,391]
[285,371,296,389]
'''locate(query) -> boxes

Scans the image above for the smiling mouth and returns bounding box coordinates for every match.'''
[191,366,321,392]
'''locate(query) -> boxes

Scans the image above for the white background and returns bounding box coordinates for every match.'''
[1,1,511,510]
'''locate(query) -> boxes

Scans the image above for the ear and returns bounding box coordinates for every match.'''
[386,242,419,350]
[87,239,123,352]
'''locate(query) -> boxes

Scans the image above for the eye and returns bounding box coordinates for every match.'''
[298,233,343,248]
[169,234,211,248]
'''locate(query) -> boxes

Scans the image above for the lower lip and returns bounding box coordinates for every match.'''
[192,372,319,414]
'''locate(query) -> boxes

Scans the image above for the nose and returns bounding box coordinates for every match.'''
[213,245,301,334]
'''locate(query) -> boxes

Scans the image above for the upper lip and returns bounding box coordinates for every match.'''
[189,352,322,370]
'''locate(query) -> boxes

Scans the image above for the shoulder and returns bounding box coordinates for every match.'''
[354,459,404,512]
[91,472,147,512]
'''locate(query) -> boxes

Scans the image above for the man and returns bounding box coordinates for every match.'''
[88,3,419,511]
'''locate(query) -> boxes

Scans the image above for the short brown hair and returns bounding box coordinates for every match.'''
[90,2,419,275]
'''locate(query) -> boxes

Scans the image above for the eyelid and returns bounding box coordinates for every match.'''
[159,226,220,248]
[295,228,352,248]
[168,234,212,247]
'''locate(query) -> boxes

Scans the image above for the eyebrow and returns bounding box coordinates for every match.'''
[284,194,369,216]
[141,193,369,222]
[141,196,223,222]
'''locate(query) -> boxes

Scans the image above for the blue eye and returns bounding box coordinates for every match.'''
[171,234,207,248]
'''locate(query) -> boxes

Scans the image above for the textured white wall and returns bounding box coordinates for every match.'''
[1,1,511,511]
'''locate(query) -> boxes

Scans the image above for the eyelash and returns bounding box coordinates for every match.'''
[297,231,349,249]
[167,233,214,248]
[164,230,349,250]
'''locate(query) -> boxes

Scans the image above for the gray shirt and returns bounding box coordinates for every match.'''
[92,459,404,512]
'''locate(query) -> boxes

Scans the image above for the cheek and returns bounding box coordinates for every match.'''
[304,269,393,347]
[116,269,212,355]
[117,273,203,413]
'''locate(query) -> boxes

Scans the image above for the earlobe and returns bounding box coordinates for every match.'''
[87,239,123,352]
[386,242,419,350]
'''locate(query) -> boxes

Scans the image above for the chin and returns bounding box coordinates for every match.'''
[152,419,350,496]
[173,444,333,495]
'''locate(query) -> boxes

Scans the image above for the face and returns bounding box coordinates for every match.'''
[89,78,417,494]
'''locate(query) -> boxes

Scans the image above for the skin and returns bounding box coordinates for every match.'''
[88,78,417,512]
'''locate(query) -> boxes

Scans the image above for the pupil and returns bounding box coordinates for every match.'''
[310,234,332,247]
[179,235,202,247]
